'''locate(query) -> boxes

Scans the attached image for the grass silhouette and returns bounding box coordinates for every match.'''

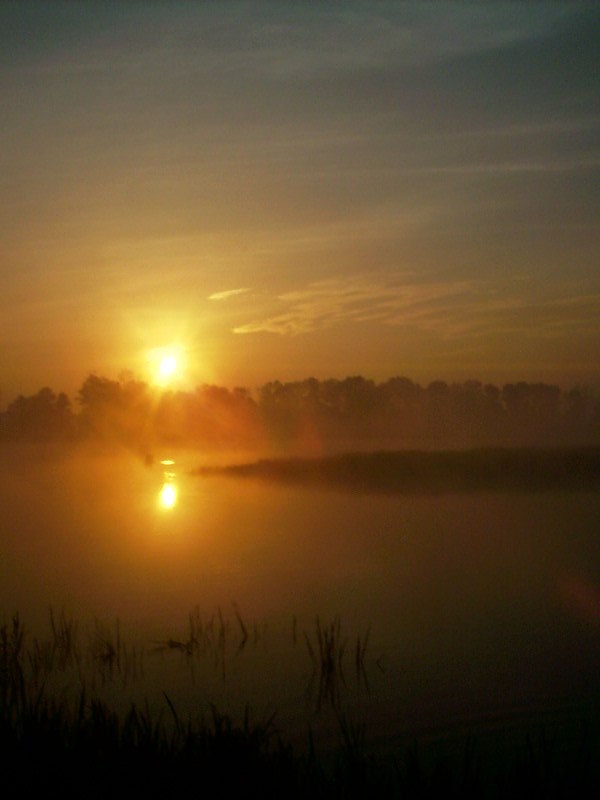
[2,609,600,798]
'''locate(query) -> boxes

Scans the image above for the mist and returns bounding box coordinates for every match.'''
[1,373,599,458]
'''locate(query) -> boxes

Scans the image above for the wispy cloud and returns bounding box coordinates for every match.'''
[208,288,250,301]
[233,277,477,335]
[233,276,600,343]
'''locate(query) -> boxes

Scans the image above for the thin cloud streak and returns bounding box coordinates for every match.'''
[208,288,251,301]
[233,277,480,336]
[233,277,600,343]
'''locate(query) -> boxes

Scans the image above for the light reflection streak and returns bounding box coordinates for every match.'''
[157,458,178,511]
[159,482,178,510]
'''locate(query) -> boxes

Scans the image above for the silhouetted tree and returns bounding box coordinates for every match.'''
[0,387,75,440]
[1,373,599,449]
[78,374,152,444]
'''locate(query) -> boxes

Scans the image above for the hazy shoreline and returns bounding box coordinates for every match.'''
[193,446,600,495]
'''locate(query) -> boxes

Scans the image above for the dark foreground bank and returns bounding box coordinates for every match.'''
[3,707,600,799]
[2,613,600,798]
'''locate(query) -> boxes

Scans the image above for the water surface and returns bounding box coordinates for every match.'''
[1,444,599,746]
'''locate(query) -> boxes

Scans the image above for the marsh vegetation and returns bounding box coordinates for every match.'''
[2,608,600,797]
[198,446,600,494]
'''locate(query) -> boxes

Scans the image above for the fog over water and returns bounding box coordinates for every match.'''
[1,443,599,744]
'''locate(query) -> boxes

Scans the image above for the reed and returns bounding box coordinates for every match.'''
[1,608,599,798]
[152,604,262,683]
[304,615,371,712]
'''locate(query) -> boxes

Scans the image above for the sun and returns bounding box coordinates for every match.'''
[148,346,186,386]
[158,354,178,381]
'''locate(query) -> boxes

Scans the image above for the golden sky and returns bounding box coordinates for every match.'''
[1,2,599,399]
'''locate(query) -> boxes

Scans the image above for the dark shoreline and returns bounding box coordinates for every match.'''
[194,446,600,495]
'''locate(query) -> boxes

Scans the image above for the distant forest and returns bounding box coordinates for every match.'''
[1,374,599,451]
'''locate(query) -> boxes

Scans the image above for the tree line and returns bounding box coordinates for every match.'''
[1,374,599,450]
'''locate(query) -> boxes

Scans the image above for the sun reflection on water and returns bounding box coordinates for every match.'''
[157,458,178,511]
[159,482,178,510]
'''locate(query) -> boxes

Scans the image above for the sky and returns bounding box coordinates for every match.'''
[1,1,599,400]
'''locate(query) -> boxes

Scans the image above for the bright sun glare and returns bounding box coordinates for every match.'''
[148,347,185,386]
[158,354,178,380]
[159,483,177,510]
